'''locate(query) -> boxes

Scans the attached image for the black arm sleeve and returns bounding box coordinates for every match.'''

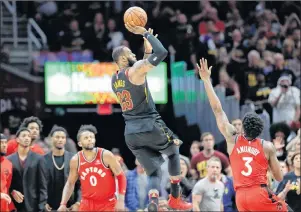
[143,32,168,66]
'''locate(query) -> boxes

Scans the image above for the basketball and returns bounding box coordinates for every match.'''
[124,6,147,27]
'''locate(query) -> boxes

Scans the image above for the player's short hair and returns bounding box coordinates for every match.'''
[49,125,68,137]
[16,127,30,137]
[77,125,97,141]
[242,112,264,140]
[207,156,221,167]
[112,46,126,62]
[201,132,214,141]
[0,133,7,140]
[20,116,43,131]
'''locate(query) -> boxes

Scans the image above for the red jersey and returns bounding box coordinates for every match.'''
[230,135,268,190]
[0,156,13,211]
[78,148,116,201]
[6,139,44,156]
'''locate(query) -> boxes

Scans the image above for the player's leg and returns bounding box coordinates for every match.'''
[149,122,192,210]
[125,135,165,211]
[245,186,288,211]
[235,189,249,211]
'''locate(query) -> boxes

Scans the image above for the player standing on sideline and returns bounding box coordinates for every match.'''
[111,21,192,211]
[0,134,12,212]
[196,58,288,211]
[57,125,126,211]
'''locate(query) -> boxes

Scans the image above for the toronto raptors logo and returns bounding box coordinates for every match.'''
[276,202,283,211]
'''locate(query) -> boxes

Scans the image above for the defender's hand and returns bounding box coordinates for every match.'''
[196,58,212,81]
[68,202,80,211]
[45,203,52,211]
[125,21,147,35]
[0,193,11,204]
[143,28,158,53]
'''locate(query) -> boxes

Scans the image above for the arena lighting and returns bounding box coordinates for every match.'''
[44,62,168,105]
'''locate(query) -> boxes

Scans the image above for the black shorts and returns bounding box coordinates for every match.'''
[124,120,179,175]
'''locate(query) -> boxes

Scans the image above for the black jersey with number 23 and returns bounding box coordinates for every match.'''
[111,68,160,135]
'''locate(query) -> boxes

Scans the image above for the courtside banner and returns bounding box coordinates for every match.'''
[45,62,167,105]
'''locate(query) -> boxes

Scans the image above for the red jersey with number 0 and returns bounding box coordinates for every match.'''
[229,135,268,190]
[78,148,116,201]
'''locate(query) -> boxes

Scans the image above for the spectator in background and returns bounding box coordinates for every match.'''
[6,117,45,156]
[219,173,236,212]
[44,126,81,211]
[191,132,231,179]
[8,128,47,212]
[286,45,300,80]
[244,50,264,93]
[286,149,296,172]
[268,75,300,126]
[270,160,289,192]
[170,13,196,70]
[190,141,201,158]
[266,53,296,88]
[215,69,240,100]
[269,122,292,161]
[84,12,109,61]
[125,159,149,211]
[106,18,124,52]
[192,157,225,211]
[276,151,300,212]
[286,129,300,152]
[266,36,281,53]
[282,39,295,60]
[61,19,86,51]
[0,134,12,212]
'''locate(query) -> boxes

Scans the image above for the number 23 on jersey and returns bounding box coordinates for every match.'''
[116,90,133,111]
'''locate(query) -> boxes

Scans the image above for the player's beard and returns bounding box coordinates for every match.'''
[128,58,136,67]
[83,146,94,151]
[0,152,6,156]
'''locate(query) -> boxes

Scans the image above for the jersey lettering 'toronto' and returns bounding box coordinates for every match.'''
[230,135,268,190]
[78,148,116,201]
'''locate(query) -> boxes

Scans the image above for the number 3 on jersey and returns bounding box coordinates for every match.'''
[241,157,253,176]
[116,90,133,111]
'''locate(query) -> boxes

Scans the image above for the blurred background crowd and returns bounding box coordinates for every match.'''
[0,1,300,211]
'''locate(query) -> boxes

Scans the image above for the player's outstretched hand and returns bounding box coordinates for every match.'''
[196,58,212,81]
[125,21,147,35]
[143,28,158,53]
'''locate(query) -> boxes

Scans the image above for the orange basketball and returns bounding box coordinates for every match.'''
[124,6,147,27]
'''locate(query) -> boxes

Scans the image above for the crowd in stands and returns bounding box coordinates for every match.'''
[1,1,300,211]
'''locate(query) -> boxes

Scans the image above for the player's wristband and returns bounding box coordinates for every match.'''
[143,31,151,39]
[116,172,127,195]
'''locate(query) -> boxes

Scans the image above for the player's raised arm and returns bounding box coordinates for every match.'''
[196,58,237,146]
[125,21,168,75]
[57,155,79,211]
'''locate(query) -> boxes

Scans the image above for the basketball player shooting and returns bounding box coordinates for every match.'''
[196,58,289,211]
[57,125,126,211]
[111,21,192,211]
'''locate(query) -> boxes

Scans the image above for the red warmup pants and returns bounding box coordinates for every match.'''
[79,197,116,211]
[236,185,288,211]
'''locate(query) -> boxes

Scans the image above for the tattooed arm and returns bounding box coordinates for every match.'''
[57,155,79,211]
